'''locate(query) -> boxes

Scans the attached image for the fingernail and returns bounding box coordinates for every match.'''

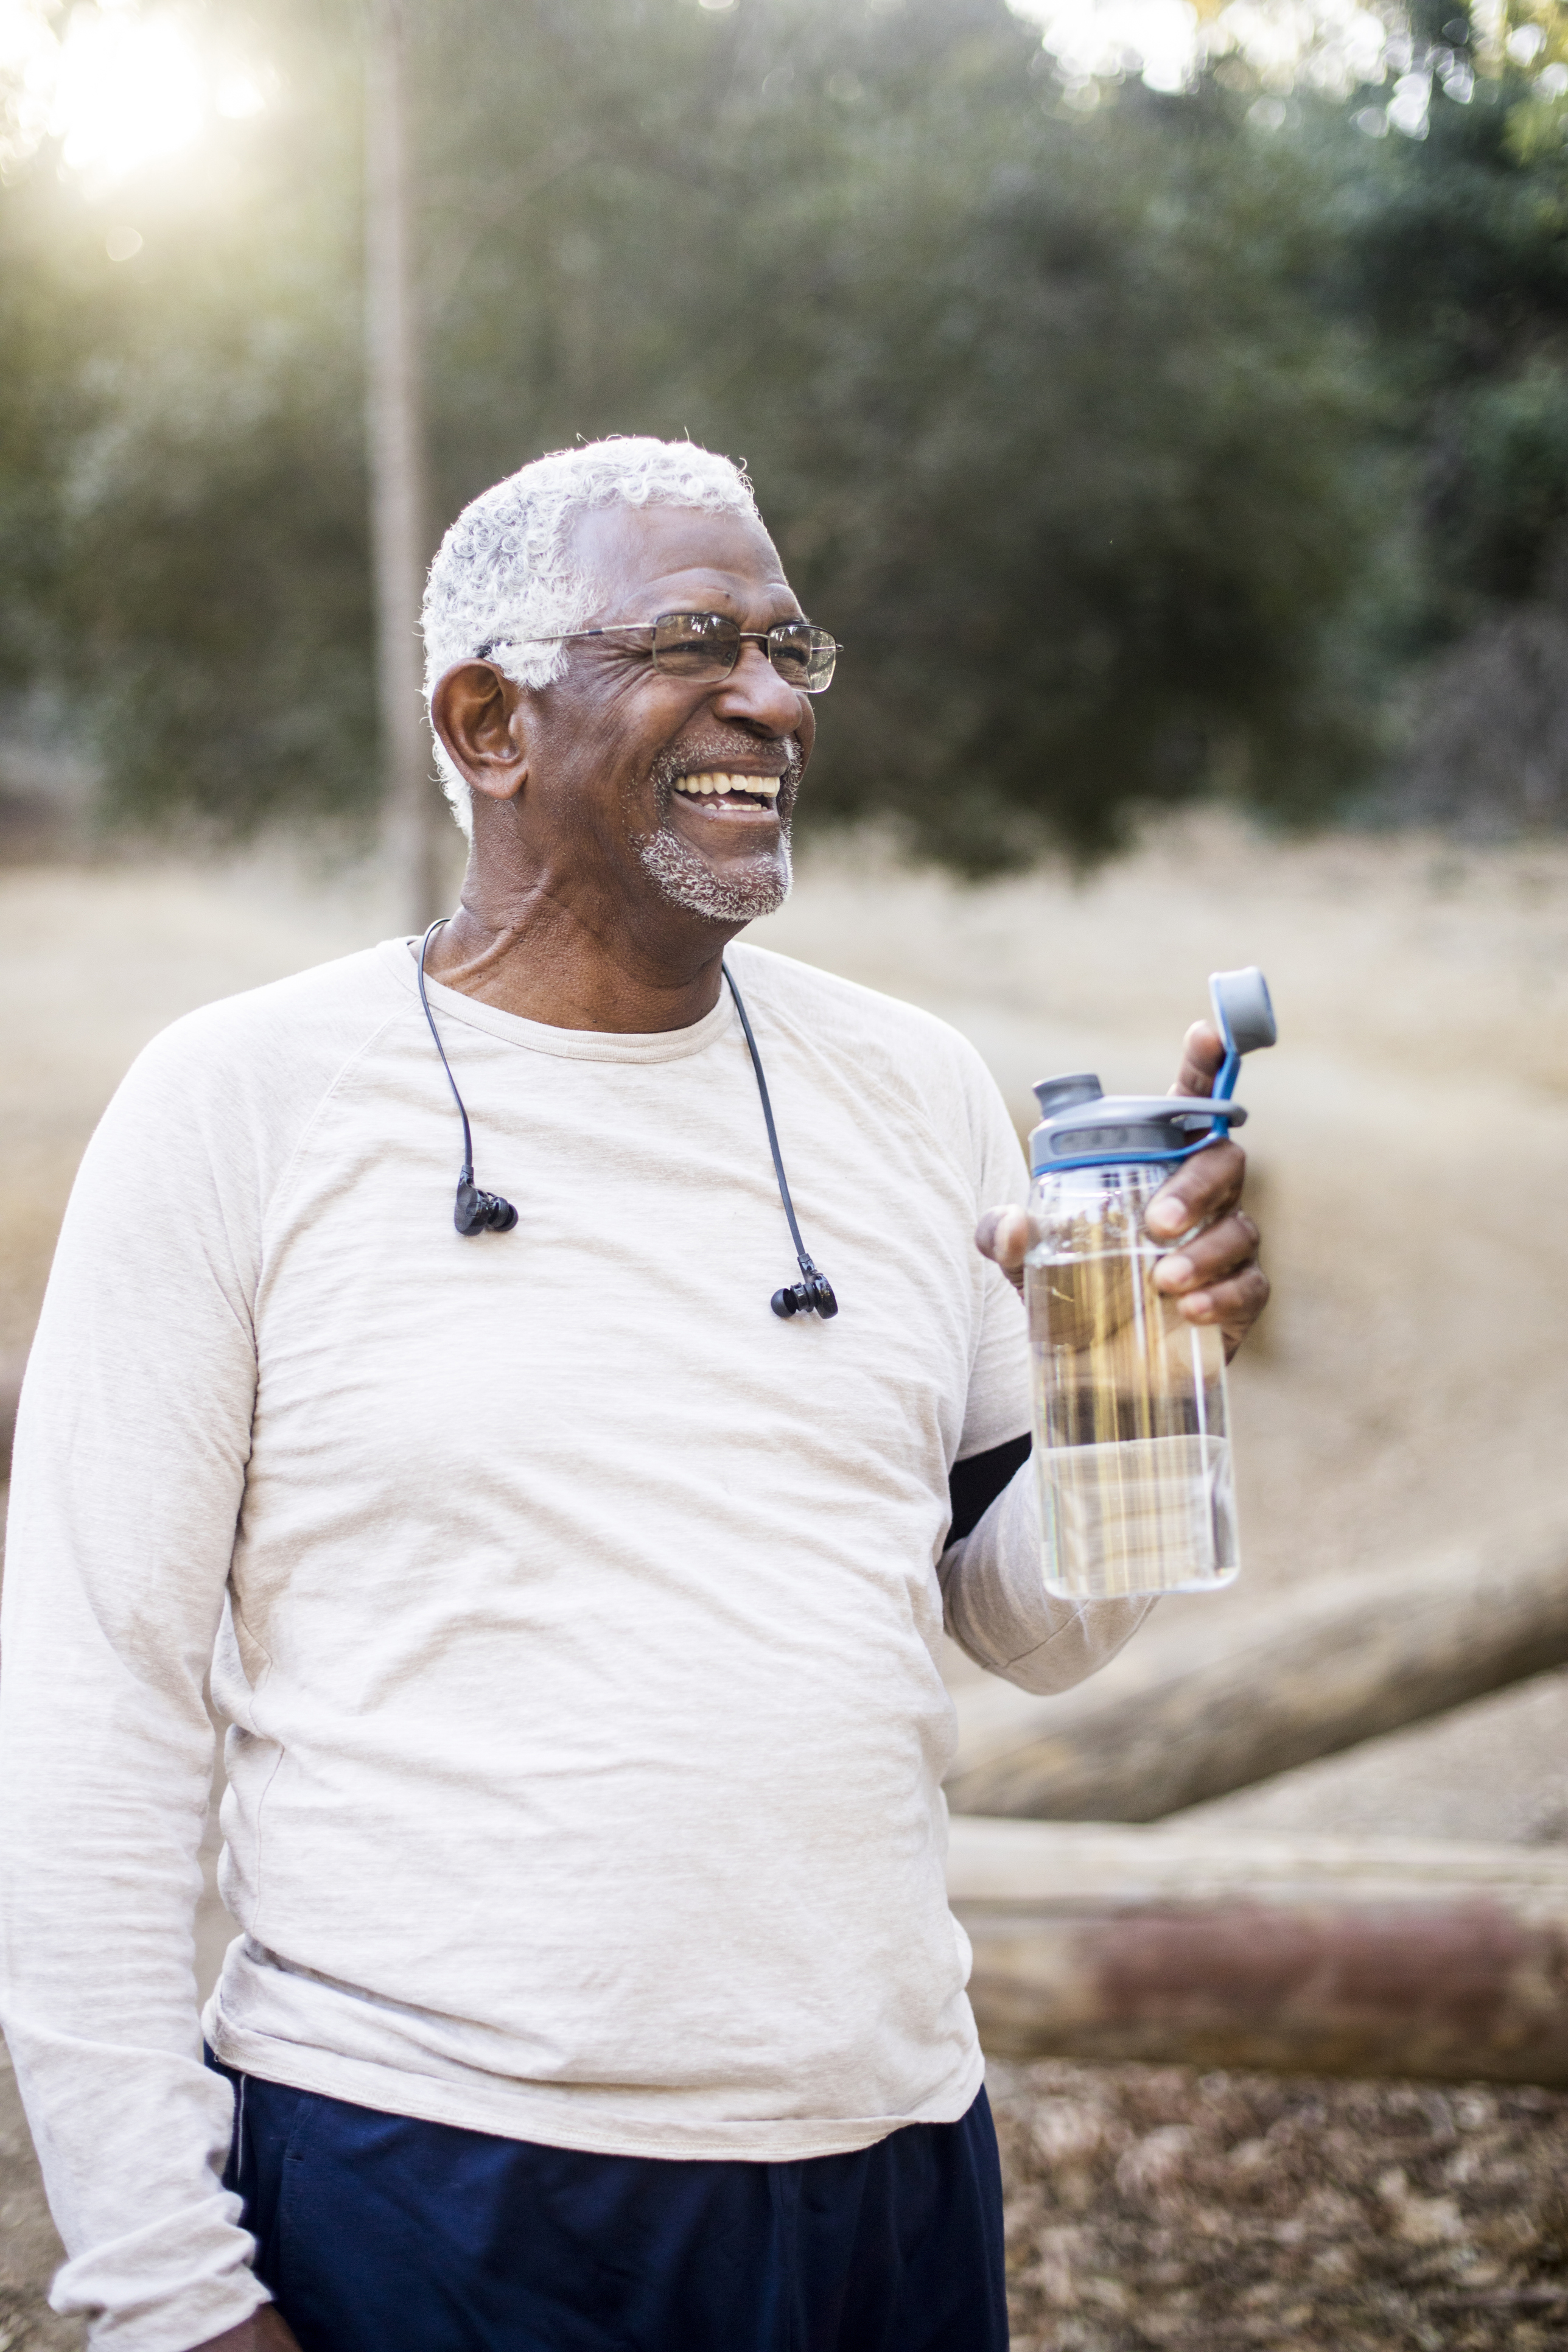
[1147,1198,1188,1236]
[1180,1291,1213,1319]
[1154,1253,1193,1289]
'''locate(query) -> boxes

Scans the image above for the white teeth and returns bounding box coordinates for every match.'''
[672,770,782,800]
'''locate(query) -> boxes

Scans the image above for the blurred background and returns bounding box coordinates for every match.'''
[5,0,1568,2342]
[9,0,1568,866]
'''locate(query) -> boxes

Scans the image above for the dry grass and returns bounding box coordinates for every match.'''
[0,847,393,1363]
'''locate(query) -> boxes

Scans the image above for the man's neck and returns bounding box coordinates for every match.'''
[424,878,737,1034]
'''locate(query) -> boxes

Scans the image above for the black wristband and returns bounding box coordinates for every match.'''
[945,1431,1032,1547]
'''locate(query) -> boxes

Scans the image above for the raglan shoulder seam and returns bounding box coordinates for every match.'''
[724,942,1002,1181]
[259,1001,415,1245]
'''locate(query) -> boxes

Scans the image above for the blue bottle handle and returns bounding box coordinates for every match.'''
[1035,968,1276,1175]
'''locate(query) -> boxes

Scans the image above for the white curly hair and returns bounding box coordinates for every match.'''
[421,435,763,838]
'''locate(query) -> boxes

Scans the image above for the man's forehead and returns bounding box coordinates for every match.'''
[570,502,797,612]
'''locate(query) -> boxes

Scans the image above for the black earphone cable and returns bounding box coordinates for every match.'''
[723,963,838,1320]
[722,963,810,1271]
[418,919,475,1182]
[411,925,829,1306]
[418,919,519,1235]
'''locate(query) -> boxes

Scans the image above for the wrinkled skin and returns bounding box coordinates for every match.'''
[423,502,812,1032]
[185,502,1262,2352]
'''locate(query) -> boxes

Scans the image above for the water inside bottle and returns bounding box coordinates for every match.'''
[1029,1237,1238,1599]
[1039,1431,1237,1598]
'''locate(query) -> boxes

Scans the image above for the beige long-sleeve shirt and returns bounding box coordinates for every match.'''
[0,937,1149,2351]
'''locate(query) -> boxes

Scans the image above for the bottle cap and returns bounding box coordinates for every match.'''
[1032,1073,1104,1118]
[1028,1085,1245,1177]
[1027,967,1275,1175]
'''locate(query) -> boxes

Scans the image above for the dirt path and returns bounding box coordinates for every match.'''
[991,2057,1568,2350]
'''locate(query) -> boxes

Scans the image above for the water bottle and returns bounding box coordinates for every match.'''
[1025,968,1276,1601]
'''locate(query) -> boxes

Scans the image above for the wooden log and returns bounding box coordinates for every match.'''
[944,1533,1568,1822]
[949,1815,1568,2083]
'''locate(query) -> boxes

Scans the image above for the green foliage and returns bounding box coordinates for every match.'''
[0,0,373,833]
[406,0,1385,863]
[1328,60,1568,641]
[1,0,1564,859]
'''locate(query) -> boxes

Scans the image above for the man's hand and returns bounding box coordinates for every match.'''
[974,1021,1269,1362]
[191,2309,302,2352]
[1143,1020,1268,1359]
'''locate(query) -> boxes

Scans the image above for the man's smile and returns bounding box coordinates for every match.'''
[634,719,799,920]
[670,768,782,816]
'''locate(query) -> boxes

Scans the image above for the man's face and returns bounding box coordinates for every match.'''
[516,502,816,927]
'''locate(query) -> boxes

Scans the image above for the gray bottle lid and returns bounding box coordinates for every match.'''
[1029,1083,1247,1175]
[1027,965,1275,1175]
[1211,966,1276,1055]
[1032,1073,1104,1118]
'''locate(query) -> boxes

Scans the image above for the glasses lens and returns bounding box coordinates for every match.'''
[651,612,741,680]
[768,623,837,693]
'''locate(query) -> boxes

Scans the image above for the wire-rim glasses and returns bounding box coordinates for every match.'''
[478,611,839,694]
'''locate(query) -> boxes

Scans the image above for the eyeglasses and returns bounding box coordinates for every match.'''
[482,611,839,694]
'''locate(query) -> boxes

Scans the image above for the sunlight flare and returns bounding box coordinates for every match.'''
[0,0,268,186]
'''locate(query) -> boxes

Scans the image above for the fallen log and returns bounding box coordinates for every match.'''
[944,1532,1568,1821]
[949,1814,1568,2083]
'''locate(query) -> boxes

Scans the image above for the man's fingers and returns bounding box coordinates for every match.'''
[1167,1261,1271,1345]
[1169,1020,1225,1102]
[975,1205,1029,1294]
[1150,1211,1259,1297]
[1144,1138,1245,1242]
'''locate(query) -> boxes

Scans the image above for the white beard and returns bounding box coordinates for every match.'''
[631,732,803,923]
[633,821,794,923]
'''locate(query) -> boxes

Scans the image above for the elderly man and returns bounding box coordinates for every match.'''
[0,437,1265,2352]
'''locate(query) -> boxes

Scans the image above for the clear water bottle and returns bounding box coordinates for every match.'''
[1025,968,1276,1601]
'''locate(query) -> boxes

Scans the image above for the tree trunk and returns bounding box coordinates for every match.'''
[945,1535,1568,1822]
[950,1815,1568,2083]
[365,0,443,934]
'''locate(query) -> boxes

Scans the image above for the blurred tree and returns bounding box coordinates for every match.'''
[0,0,1440,864]
[0,0,373,835]
[412,0,1386,863]
[1326,1,1568,824]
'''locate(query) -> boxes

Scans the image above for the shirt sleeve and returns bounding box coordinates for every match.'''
[938,1457,1155,1692]
[953,1049,1033,1463]
[0,1024,272,2351]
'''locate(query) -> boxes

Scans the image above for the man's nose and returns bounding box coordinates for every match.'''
[709,642,807,736]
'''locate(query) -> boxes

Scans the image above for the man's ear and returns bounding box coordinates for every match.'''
[431,661,528,804]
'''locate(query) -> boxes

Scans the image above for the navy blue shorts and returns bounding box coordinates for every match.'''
[209,2059,1009,2352]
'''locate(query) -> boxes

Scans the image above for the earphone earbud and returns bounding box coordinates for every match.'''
[771,1273,838,1320]
[455,1178,519,1237]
